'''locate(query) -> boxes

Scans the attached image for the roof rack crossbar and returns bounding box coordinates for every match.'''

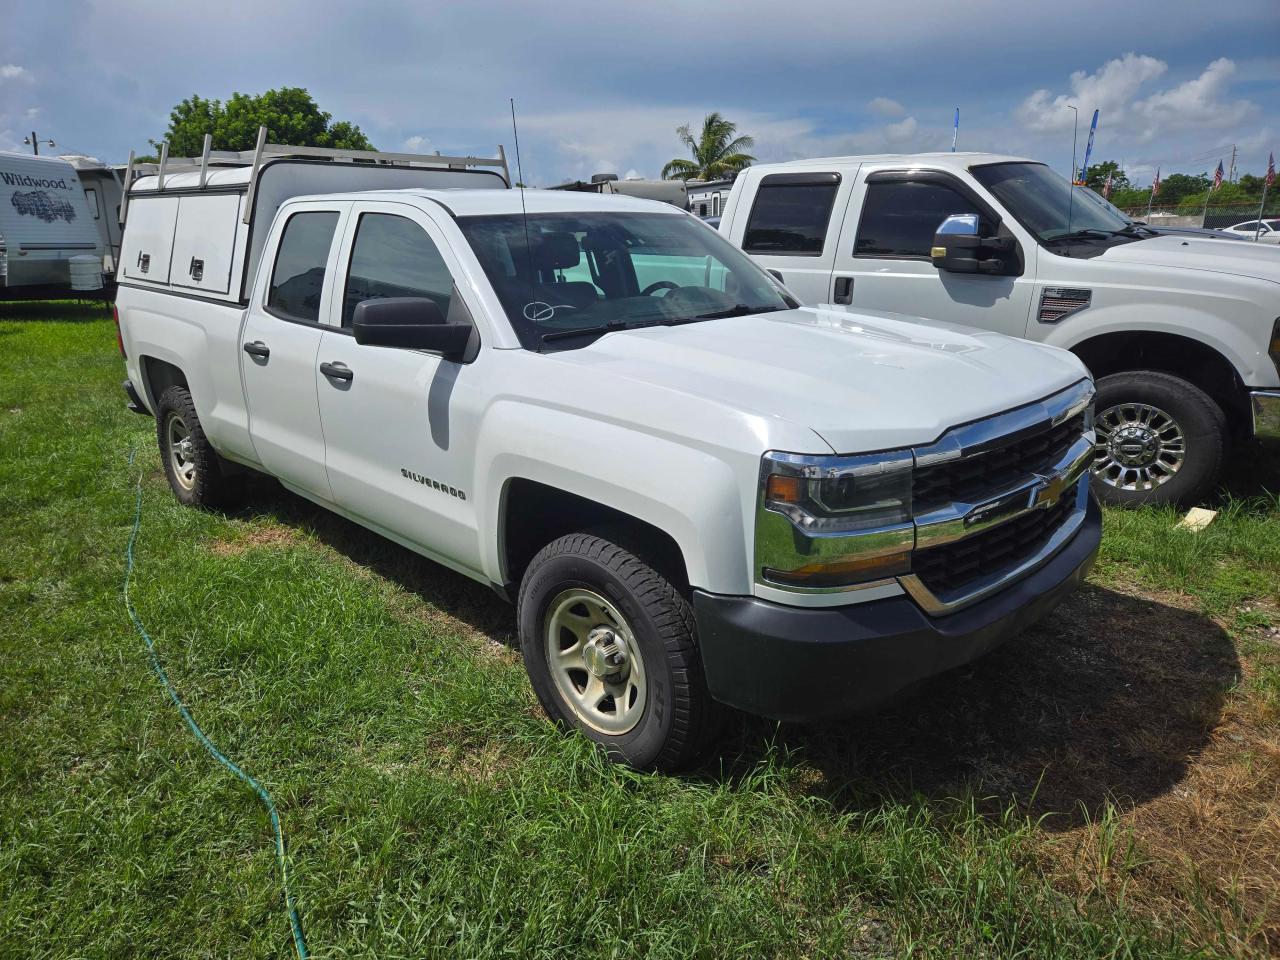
[126,125,511,222]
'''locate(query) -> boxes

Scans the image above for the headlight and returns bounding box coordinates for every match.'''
[756,450,914,589]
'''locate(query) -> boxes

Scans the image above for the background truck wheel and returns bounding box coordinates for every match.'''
[155,385,242,508]
[1090,370,1225,509]
[517,532,720,771]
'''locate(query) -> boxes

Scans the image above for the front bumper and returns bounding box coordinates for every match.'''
[1252,390,1280,442]
[693,491,1102,722]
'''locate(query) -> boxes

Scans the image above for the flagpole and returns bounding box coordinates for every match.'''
[1256,179,1271,242]
[1146,168,1157,220]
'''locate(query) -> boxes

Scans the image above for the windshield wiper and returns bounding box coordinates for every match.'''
[689,303,786,321]
[1043,228,1122,244]
[539,320,635,344]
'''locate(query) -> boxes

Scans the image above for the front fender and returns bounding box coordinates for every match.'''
[1036,284,1275,387]
[474,401,756,595]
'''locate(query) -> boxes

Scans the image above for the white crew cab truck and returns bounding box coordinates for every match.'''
[116,136,1101,770]
[720,154,1280,507]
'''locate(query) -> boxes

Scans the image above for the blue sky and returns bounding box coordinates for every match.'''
[2,0,1277,186]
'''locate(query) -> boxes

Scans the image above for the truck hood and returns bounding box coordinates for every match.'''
[556,307,1089,453]
[1097,234,1280,283]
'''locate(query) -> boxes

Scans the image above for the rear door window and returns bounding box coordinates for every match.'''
[855,180,982,258]
[742,173,841,256]
[267,211,340,323]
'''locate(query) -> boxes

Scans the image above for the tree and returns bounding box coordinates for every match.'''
[1108,186,1149,210]
[1082,160,1128,194]
[661,113,755,181]
[1154,172,1209,206]
[152,87,374,155]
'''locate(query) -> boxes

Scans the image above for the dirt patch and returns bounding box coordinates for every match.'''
[714,579,1278,954]
[207,525,300,556]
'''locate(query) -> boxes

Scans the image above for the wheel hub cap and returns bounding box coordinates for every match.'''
[1092,401,1186,492]
[582,627,631,681]
[544,588,647,735]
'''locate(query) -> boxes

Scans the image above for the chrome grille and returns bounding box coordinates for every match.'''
[913,491,1076,596]
[913,412,1085,514]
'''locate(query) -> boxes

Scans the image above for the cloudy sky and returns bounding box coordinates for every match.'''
[2,0,1277,186]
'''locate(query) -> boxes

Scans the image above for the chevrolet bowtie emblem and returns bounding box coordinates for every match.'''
[1030,469,1070,509]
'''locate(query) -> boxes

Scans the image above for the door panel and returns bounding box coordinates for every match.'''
[121,196,179,283]
[833,172,1036,339]
[737,170,853,305]
[242,205,346,500]
[316,204,483,574]
[171,193,242,294]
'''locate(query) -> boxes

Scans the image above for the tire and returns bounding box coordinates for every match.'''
[1091,370,1225,508]
[155,385,242,508]
[517,532,720,771]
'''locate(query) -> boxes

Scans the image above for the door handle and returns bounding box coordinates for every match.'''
[833,276,854,305]
[319,361,353,382]
[242,340,270,359]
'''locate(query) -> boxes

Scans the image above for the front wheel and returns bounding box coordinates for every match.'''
[517,532,720,770]
[1090,370,1225,508]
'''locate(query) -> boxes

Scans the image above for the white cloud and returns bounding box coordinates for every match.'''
[1016,54,1256,143]
[867,97,905,117]
[0,64,31,81]
[401,134,434,153]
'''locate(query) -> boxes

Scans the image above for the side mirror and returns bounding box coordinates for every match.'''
[930,214,1010,275]
[351,297,472,358]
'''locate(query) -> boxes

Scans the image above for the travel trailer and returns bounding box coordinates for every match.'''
[0,151,108,299]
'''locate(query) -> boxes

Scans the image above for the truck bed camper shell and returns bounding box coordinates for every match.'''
[119,127,510,304]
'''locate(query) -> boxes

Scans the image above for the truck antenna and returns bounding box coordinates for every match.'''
[509,98,535,285]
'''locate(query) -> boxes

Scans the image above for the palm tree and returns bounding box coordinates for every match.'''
[661,113,756,181]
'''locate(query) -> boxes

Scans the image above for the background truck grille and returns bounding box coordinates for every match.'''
[913,490,1077,596]
[913,412,1085,513]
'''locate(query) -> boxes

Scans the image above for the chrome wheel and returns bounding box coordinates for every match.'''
[1092,402,1185,492]
[544,588,647,735]
[166,412,197,491]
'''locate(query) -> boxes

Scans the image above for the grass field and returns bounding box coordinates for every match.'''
[1,303,1278,959]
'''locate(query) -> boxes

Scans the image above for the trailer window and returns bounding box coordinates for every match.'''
[742,173,840,256]
[84,188,100,220]
[342,214,454,328]
[267,211,340,324]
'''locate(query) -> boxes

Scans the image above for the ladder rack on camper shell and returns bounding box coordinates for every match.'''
[119,126,510,227]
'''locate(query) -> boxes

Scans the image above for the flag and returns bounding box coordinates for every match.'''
[1103,171,1112,199]
[1267,152,1275,188]
[1151,168,1160,196]
[1212,160,1224,191]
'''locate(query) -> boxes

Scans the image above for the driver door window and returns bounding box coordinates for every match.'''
[343,213,455,327]
[854,181,982,259]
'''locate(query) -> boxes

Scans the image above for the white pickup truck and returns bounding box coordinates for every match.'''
[720,154,1280,507]
[116,137,1101,770]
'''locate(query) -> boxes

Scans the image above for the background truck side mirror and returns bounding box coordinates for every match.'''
[930,214,1010,275]
[352,297,473,359]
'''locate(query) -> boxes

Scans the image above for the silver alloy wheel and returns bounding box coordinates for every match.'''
[1092,401,1186,492]
[166,412,198,491]
[544,587,647,735]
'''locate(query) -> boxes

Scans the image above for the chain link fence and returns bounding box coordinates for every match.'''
[1117,200,1279,230]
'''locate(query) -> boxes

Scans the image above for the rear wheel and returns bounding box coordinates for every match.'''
[517,532,720,770]
[155,385,242,508]
[1090,370,1224,508]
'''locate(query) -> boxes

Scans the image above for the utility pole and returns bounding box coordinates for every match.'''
[22,131,55,156]
[1228,144,1237,183]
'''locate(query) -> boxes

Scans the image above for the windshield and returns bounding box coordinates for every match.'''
[456,211,791,349]
[971,162,1132,242]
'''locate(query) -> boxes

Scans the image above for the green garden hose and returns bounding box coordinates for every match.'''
[123,448,308,959]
